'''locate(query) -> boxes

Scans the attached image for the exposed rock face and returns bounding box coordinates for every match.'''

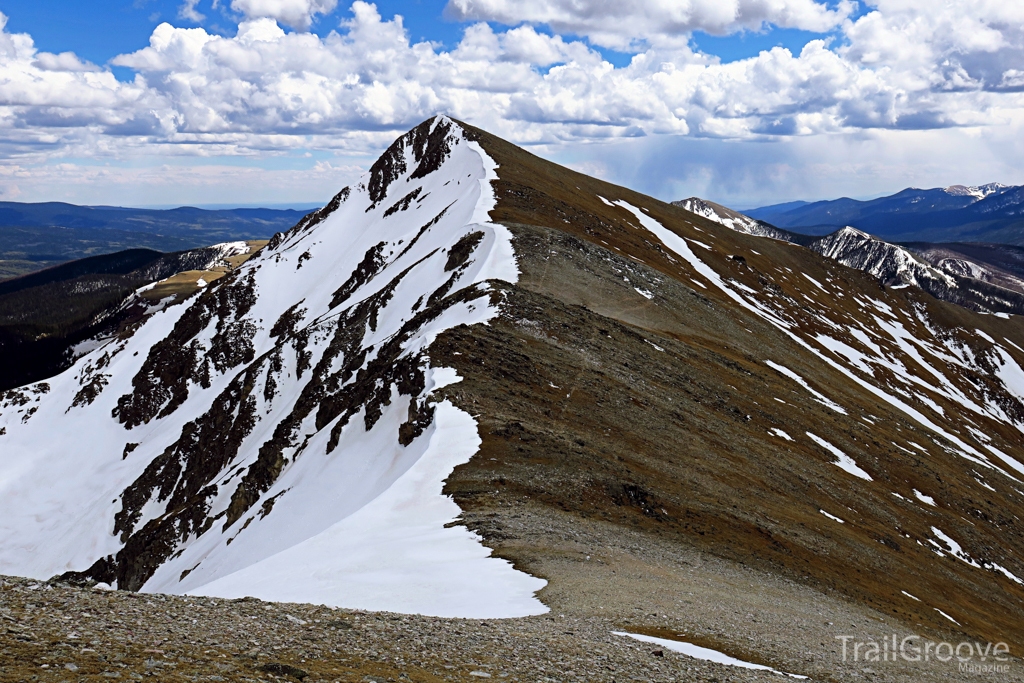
[807,227,1024,315]
[2,117,1024,654]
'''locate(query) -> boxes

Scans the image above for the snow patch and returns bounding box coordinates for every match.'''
[613,632,807,679]
[765,361,847,415]
[802,274,826,291]
[819,509,845,524]
[806,432,872,481]
[634,287,654,299]
[913,490,936,506]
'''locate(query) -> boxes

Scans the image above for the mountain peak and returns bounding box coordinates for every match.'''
[941,182,1006,200]
[0,114,546,617]
[832,225,872,240]
[747,181,1023,244]
[812,225,954,289]
[671,196,795,241]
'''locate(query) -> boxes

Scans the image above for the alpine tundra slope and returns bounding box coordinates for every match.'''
[2,117,1024,679]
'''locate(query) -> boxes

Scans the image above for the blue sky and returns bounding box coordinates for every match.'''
[0,1,1021,208]
[3,1,456,67]
[2,1,867,66]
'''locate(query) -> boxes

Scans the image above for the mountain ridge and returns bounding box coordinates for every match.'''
[0,201,310,235]
[671,197,808,243]
[2,117,1024,667]
[0,241,267,392]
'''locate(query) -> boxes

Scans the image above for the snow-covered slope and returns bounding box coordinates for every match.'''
[0,116,546,618]
[910,243,1024,297]
[672,197,794,241]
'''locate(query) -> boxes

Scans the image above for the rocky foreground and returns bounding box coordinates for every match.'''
[1,574,774,683]
[4,506,1020,683]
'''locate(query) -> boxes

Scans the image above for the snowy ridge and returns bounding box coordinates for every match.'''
[674,198,1024,315]
[211,240,252,259]
[808,227,1024,315]
[913,247,1024,299]
[672,197,793,241]
[936,257,990,281]
[0,116,547,617]
[943,183,1006,200]
[810,227,954,290]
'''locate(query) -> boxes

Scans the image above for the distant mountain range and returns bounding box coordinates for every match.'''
[0,201,310,237]
[0,202,310,280]
[746,183,1024,244]
[675,196,1024,316]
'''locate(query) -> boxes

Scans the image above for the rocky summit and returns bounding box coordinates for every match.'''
[2,117,1024,682]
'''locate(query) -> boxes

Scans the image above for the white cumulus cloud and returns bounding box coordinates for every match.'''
[842,1,1024,93]
[0,2,1023,204]
[444,0,857,49]
[3,2,1022,155]
[230,0,339,30]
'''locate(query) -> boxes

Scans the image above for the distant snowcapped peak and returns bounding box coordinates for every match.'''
[672,197,792,241]
[943,183,1005,200]
[978,182,1009,195]
[835,226,871,239]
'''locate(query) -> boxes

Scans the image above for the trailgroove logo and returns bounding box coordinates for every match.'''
[837,635,1010,670]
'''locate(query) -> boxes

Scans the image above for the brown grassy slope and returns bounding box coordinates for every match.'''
[437,122,1024,649]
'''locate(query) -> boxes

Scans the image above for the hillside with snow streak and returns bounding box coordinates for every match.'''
[0,116,546,618]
